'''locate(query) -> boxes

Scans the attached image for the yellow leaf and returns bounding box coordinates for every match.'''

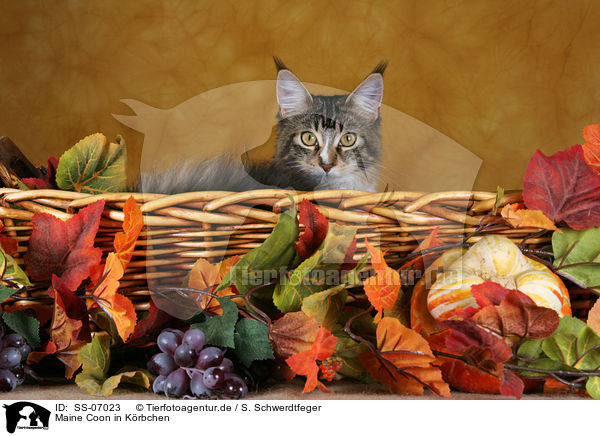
[501,204,558,231]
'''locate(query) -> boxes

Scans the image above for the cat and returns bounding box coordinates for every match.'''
[136,58,386,193]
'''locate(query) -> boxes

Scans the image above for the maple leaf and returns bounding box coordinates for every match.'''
[523,145,600,230]
[269,311,321,358]
[583,124,600,175]
[113,196,143,270]
[27,275,91,378]
[295,199,329,259]
[501,203,558,231]
[588,299,600,336]
[286,327,337,393]
[22,156,59,189]
[359,317,450,396]
[91,253,137,342]
[363,240,401,316]
[188,256,241,316]
[24,200,105,290]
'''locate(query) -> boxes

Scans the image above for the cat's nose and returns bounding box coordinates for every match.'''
[320,163,334,173]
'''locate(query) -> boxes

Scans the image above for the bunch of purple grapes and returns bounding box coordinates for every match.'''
[0,324,31,392]
[147,328,248,399]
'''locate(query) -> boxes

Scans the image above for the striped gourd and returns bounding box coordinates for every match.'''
[427,235,571,321]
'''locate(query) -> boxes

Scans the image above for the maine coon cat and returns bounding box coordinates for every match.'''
[137,58,386,193]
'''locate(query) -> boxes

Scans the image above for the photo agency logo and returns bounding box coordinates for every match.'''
[3,402,50,434]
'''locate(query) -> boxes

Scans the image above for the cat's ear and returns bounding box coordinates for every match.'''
[345,73,384,120]
[276,70,313,118]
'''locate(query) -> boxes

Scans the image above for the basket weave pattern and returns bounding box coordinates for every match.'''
[0,188,593,317]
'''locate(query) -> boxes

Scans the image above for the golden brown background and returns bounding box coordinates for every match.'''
[1,0,599,191]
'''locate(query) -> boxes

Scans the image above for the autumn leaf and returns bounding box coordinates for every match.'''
[28,275,92,378]
[0,220,18,255]
[24,200,104,290]
[188,256,241,316]
[400,227,445,271]
[286,327,337,393]
[501,203,558,231]
[583,124,600,175]
[113,196,143,270]
[588,299,600,336]
[363,240,401,316]
[523,145,600,230]
[91,253,137,342]
[301,285,347,330]
[359,317,450,396]
[126,302,177,347]
[75,334,153,396]
[471,291,559,339]
[269,311,321,358]
[295,199,329,259]
[56,133,127,194]
[23,156,59,189]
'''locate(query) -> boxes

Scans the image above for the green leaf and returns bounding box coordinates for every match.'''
[552,227,600,290]
[75,334,153,396]
[0,285,18,306]
[334,335,369,380]
[77,334,110,380]
[586,376,600,400]
[0,249,31,288]
[516,358,573,377]
[273,223,356,312]
[56,133,127,194]
[542,316,600,370]
[517,339,544,361]
[233,318,274,367]
[301,285,347,330]
[217,206,299,294]
[190,297,238,347]
[493,186,505,214]
[2,311,40,348]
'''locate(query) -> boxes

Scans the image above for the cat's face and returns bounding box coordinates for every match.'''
[274,65,384,191]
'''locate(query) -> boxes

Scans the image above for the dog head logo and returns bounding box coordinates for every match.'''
[3,402,50,433]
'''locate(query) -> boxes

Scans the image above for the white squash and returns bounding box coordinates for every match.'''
[427,235,571,321]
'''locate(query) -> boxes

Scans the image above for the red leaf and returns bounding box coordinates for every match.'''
[285,327,337,393]
[127,302,177,347]
[25,200,105,290]
[523,145,600,230]
[400,227,445,271]
[440,320,513,363]
[295,199,329,259]
[470,281,514,307]
[23,156,59,189]
[500,370,524,399]
[0,219,18,255]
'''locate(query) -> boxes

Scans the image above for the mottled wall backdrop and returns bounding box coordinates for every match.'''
[1,0,599,190]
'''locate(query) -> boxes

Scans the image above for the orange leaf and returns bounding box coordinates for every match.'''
[501,203,558,231]
[583,124,600,175]
[359,317,450,397]
[401,227,444,271]
[113,196,143,270]
[285,327,337,393]
[92,253,137,341]
[588,299,600,336]
[188,256,241,315]
[363,240,401,315]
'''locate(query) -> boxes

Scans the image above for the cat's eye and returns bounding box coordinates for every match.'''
[339,133,357,147]
[301,132,318,147]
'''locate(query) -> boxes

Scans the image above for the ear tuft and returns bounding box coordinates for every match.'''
[345,73,384,120]
[276,70,313,118]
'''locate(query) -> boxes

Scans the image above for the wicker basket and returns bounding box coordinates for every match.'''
[0,188,595,318]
